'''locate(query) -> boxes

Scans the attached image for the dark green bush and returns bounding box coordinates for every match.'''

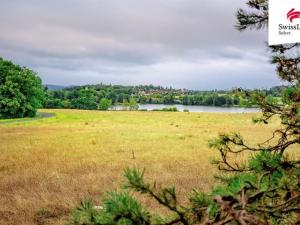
[0,58,45,118]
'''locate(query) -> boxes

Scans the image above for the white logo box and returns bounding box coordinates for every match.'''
[269,0,300,45]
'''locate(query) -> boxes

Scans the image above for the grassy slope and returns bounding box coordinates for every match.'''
[0,109,280,225]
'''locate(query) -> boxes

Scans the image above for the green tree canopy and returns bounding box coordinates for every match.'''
[99,98,112,111]
[70,88,98,110]
[0,57,45,118]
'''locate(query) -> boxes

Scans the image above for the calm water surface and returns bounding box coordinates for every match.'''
[111,104,259,113]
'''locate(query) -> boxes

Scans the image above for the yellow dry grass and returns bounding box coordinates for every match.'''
[0,109,280,225]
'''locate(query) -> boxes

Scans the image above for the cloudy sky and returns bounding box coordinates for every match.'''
[0,0,283,90]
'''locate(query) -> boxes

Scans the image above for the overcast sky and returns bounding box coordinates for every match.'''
[0,0,283,90]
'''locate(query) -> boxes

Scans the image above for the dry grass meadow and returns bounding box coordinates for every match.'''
[0,109,281,225]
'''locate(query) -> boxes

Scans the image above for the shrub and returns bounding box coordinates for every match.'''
[99,98,112,111]
[161,107,178,112]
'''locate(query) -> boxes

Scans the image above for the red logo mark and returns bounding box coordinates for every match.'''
[287,8,300,22]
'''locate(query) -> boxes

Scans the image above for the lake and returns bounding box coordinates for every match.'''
[111,104,259,113]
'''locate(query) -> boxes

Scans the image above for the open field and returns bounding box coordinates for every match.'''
[0,109,284,225]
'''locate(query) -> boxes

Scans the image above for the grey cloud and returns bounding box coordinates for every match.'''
[0,0,282,89]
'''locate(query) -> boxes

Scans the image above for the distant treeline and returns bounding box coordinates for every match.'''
[44,84,286,110]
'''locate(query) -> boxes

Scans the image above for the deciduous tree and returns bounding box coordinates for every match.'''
[0,58,45,118]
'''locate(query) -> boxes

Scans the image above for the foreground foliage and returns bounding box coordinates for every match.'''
[69,1,300,224]
[0,57,45,118]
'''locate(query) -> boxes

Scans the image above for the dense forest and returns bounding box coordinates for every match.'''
[44,84,286,110]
